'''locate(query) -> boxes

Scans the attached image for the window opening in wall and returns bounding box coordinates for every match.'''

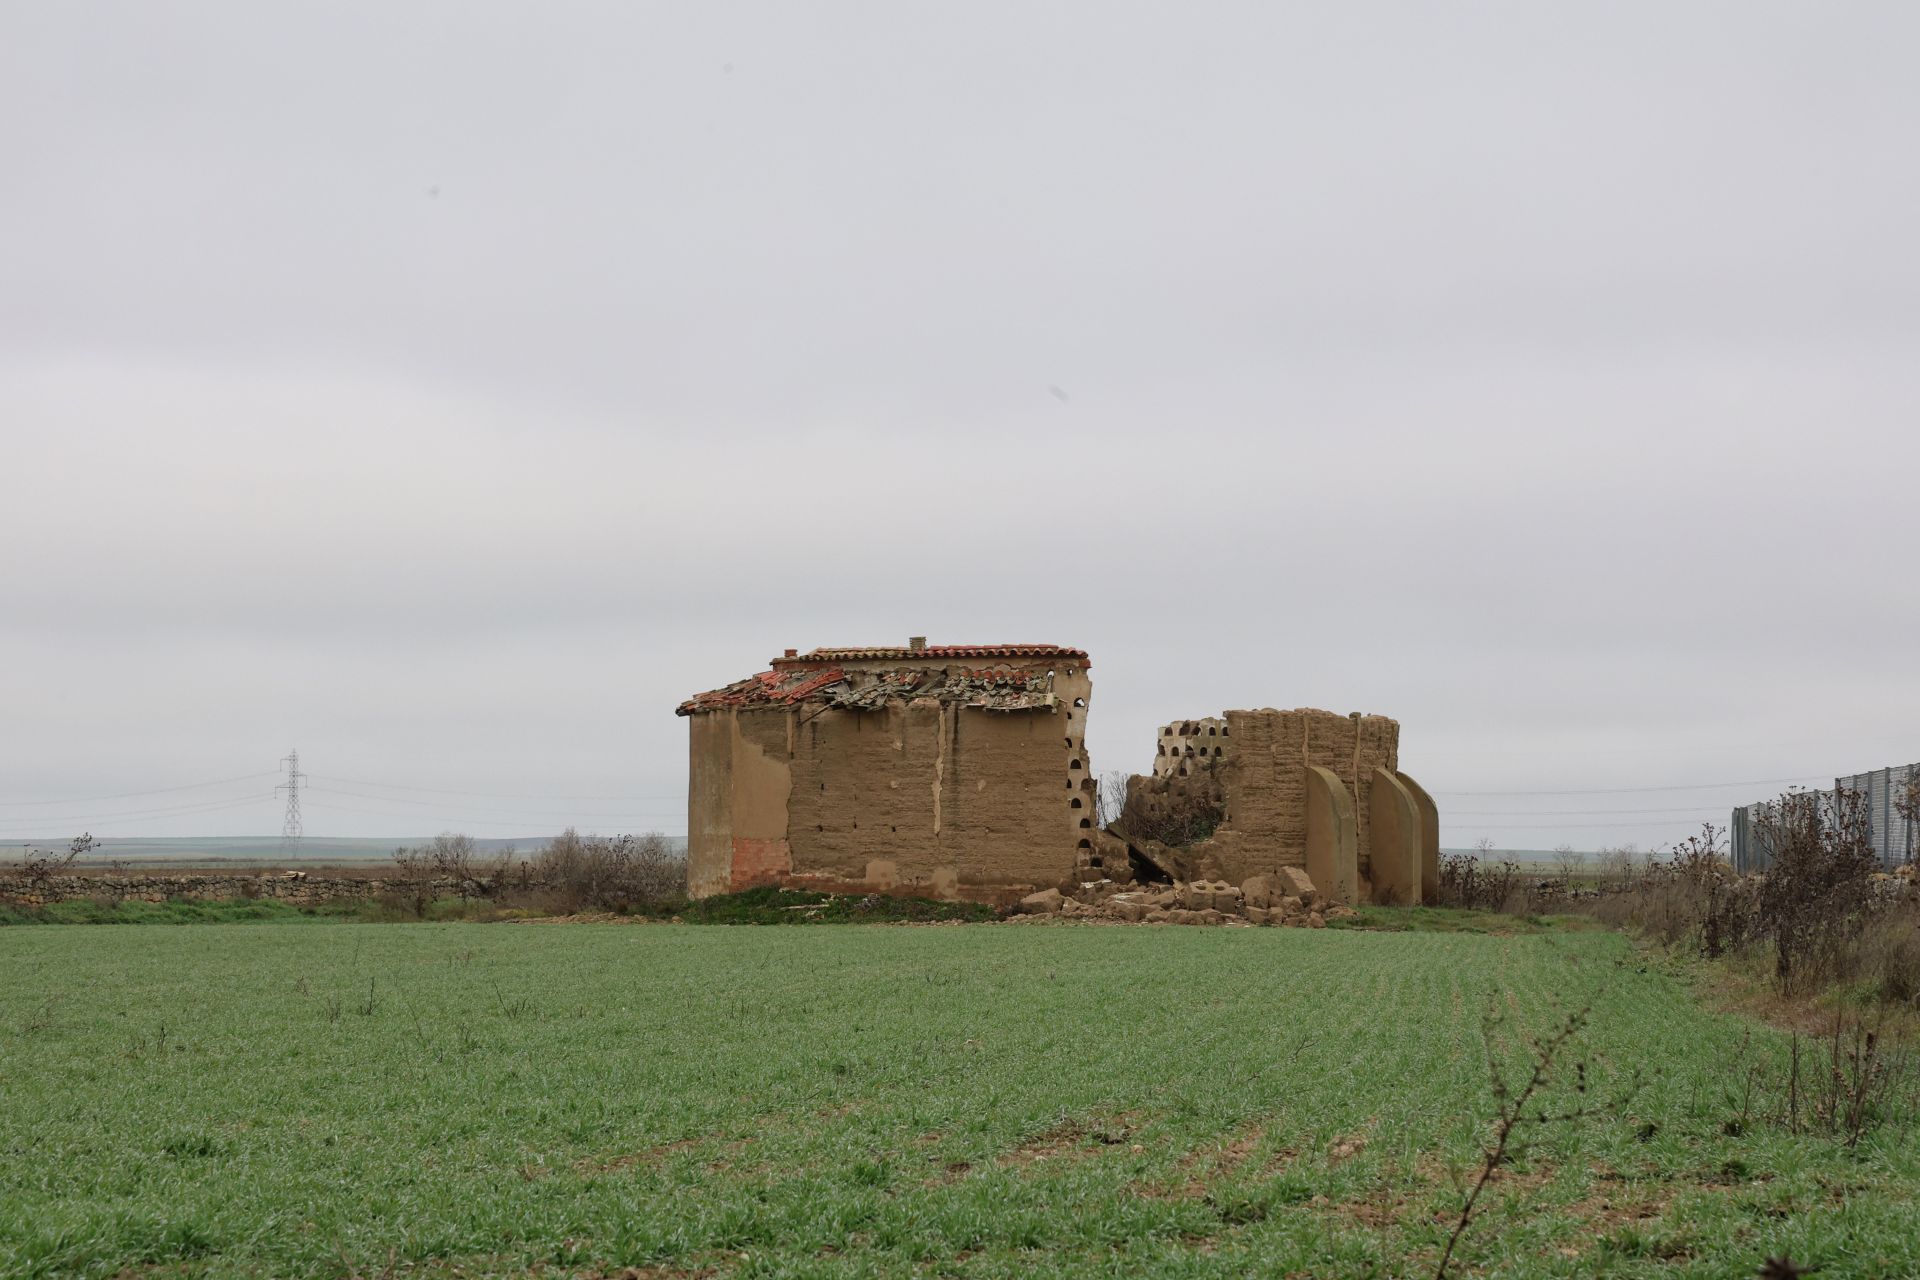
[1070,797,1082,808]
[1079,818,1091,828]
[1073,697,1086,707]
[1070,759,1082,770]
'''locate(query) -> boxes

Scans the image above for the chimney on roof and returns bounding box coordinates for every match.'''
[908,636,926,651]
[784,648,798,658]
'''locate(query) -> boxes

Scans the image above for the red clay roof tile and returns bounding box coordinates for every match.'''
[774,644,1088,664]
[677,645,1087,715]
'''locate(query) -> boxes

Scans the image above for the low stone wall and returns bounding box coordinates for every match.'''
[0,872,466,908]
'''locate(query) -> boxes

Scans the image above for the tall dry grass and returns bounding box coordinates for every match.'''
[1450,792,1919,1012]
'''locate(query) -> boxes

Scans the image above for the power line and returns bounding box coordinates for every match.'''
[1448,804,1749,817]
[1441,819,1723,831]
[1431,774,1829,798]
[305,785,682,820]
[301,799,666,834]
[0,793,273,826]
[1429,729,1918,762]
[0,795,271,838]
[0,771,279,808]
[308,774,682,802]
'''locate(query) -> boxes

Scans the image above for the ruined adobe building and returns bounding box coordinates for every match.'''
[677,642,1094,903]
[1118,708,1440,906]
[678,641,1439,910]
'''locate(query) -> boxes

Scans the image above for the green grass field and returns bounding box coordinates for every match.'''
[3,922,1916,1278]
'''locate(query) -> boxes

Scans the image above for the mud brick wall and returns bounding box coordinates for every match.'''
[786,701,1083,890]
[1128,708,1400,887]
[1154,718,1229,778]
[686,658,1095,904]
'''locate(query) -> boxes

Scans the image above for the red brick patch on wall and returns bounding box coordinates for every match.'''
[729,838,793,891]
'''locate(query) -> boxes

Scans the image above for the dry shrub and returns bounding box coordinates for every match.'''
[16,833,94,887]
[533,828,685,913]
[1118,772,1226,849]
[1433,853,1520,911]
[1567,796,1919,1009]
[1593,843,1644,890]
[1594,825,1757,956]
[1755,790,1879,993]
[391,833,516,902]
[1095,769,1131,828]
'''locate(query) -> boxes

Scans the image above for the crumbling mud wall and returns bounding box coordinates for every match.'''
[680,643,1094,905]
[1114,708,1437,906]
[682,646,1438,910]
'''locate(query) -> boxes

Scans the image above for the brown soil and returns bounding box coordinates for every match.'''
[999,1112,1141,1169]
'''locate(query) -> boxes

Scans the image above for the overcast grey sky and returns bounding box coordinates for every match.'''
[3,2,1916,851]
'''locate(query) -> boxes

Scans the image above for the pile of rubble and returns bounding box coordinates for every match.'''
[1014,867,1359,928]
[1869,862,1920,899]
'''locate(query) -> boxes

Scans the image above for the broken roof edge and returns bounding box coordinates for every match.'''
[674,665,850,717]
[771,643,1090,666]
[677,660,1079,717]
[1216,707,1397,719]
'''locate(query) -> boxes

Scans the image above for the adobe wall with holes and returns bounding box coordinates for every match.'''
[1153,717,1230,778]
[686,665,1094,905]
[1122,708,1411,899]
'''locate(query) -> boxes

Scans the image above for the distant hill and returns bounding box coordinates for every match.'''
[1439,847,1597,864]
[7,835,686,865]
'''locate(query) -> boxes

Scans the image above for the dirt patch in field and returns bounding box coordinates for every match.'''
[1315,1157,1554,1232]
[1326,1133,1368,1164]
[1311,1156,1744,1256]
[1260,1145,1300,1176]
[1135,1120,1268,1199]
[998,1112,1141,1169]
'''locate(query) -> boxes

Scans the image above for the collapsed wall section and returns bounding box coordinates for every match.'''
[1116,707,1417,903]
